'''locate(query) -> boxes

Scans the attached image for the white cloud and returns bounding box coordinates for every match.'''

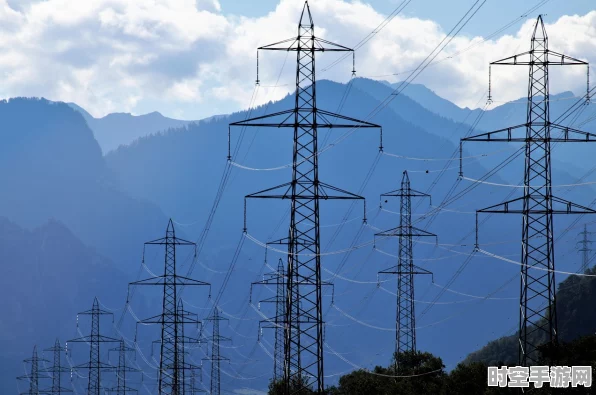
[0,0,593,119]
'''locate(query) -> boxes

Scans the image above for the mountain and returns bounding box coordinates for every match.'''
[389,81,483,125]
[5,78,595,393]
[68,103,197,153]
[104,77,596,392]
[388,80,596,171]
[0,97,168,274]
[0,217,130,394]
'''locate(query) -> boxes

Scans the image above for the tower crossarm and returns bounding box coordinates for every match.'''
[70,361,116,371]
[489,49,587,66]
[381,188,431,199]
[473,196,596,247]
[374,225,437,240]
[476,195,596,214]
[244,182,367,231]
[130,275,211,289]
[378,264,433,278]
[230,108,381,129]
[67,335,120,344]
[143,236,196,246]
[257,36,353,53]
[244,181,365,200]
[462,123,596,143]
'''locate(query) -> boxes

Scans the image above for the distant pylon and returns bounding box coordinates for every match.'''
[375,171,435,372]
[461,15,596,366]
[41,339,72,395]
[577,224,594,273]
[186,366,205,394]
[129,219,210,395]
[67,297,119,395]
[18,345,49,395]
[107,339,139,394]
[203,308,230,395]
[229,1,381,391]
[251,256,286,382]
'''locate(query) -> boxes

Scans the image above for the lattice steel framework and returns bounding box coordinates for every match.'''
[129,219,210,395]
[41,339,72,395]
[18,345,49,395]
[251,257,286,382]
[229,2,381,392]
[461,15,596,366]
[577,224,594,273]
[187,367,204,395]
[375,171,435,372]
[202,308,229,395]
[107,340,139,394]
[67,298,119,395]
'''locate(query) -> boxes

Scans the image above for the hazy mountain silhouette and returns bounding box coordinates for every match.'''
[5,79,595,392]
[68,102,197,153]
[383,81,483,125]
[388,81,596,171]
[0,217,130,394]
[0,98,168,274]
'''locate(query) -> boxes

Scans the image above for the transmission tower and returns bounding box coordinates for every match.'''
[18,345,49,395]
[375,171,435,372]
[577,224,594,273]
[129,219,210,395]
[251,257,286,382]
[67,297,119,395]
[40,339,72,395]
[229,2,381,391]
[186,366,204,394]
[202,308,230,395]
[107,340,139,394]
[461,15,596,366]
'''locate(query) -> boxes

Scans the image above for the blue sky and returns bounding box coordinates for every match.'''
[220,0,595,36]
[0,0,594,119]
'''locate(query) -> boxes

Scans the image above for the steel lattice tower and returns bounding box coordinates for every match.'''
[202,308,230,395]
[251,257,286,382]
[187,367,205,394]
[229,2,381,391]
[18,345,49,395]
[577,224,594,273]
[375,171,435,372]
[461,15,596,366]
[41,339,72,395]
[129,219,209,395]
[107,340,139,394]
[67,297,119,395]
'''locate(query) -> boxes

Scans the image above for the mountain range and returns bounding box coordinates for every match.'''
[3,77,596,393]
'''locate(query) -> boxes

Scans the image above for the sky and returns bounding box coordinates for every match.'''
[0,0,595,120]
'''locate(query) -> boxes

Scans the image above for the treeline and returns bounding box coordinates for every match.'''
[268,339,595,394]
[466,266,596,366]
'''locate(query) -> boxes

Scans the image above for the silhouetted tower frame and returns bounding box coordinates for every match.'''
[186,366,205,394]
[18,345,49,395]
[202,308,230,395]
[67,297,119,395]
[229,2,381,392]
[250,257,287,382]
[107,340,139,394]
[375,171,435,372]
[41,339,72,395]
[577,224,594,273]
[129,219,210,395]
[461,15,596,366]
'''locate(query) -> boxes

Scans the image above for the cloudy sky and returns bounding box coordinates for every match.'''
[0,0,595,120]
